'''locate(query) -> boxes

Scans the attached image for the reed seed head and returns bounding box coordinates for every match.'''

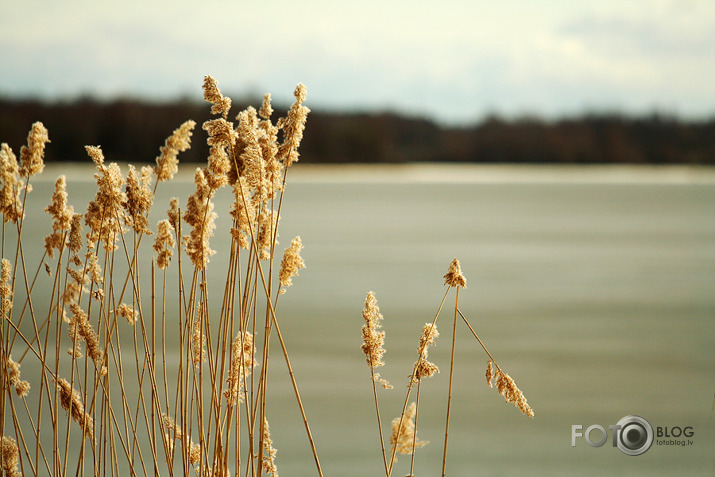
[0,143,23,223]
[279,236,305,292]
[85,149,127,250]
[117,303,138,326]
[19,121,49,178]
[256,209,279,260]
[85,241,103,288]
[124,164,154,235]
[68,213,83,253]
[224,331,257,405]
[229,177,254,249]
[203,75,231,119]
[443,257,467,288]
[259,93,274,120]
[494,369,534,418]
[191,305,206,367]
[1,259,12,320]
[44,175,75,258]
[68,302,106,375]
[1,435,21,477]
[161,413,201,465]
[417,322,439,356]
[413,323,440,381]
[153,219,176,270]
[486,359,494,388]
[360,292,393,388]
[155,120,196,182]
[390,402,428,457]
[167,197,180,230]
[262,418,279,476]
[277,84,310,167]
[203,117,236,189]
[57,377,94,441]
[6,356,30,397]
[361,291,386,367]
[183,168,217,268]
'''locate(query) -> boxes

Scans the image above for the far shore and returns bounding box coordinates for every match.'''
[39,162,715,185]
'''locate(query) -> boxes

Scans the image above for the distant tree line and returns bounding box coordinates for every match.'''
[1,98,714,164]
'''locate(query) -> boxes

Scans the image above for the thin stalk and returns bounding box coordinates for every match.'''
[408,380,422,477]
[386,287,450,477]
[367,361,388,477]
[456,308,503,374]
[441,286,459,477]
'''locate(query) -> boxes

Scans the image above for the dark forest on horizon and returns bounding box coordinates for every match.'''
[1,97,714,165]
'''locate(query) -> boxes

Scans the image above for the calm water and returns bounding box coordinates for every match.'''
[9,165,715,476]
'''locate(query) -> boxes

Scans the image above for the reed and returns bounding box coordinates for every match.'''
[361,258,534,477]
[0,76,318,477]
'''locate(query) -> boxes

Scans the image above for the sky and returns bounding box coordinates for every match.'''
[1,0,714,125]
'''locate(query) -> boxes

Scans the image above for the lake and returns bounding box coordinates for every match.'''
[7,163,715,476]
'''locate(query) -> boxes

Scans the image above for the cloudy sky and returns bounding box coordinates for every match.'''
[1,0,714,124]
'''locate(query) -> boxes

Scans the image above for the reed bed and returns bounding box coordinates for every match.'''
[1,76,316,477]
[1,75,533,477]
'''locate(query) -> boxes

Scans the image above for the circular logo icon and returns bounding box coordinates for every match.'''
[615,415,653,456]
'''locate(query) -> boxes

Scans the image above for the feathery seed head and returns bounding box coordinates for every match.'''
[224,331,257,405]
[183,169,217,268]
[1,435,21,477]
[256,209,278,260]
[56,377,94,441]
[486,359,494,388]
[19,121,49,177]
[68,302,105,374]
[203,75,231,119]
[68,213,83,253]
[259,93,273,120]
[155,120,196,181]
[124,165,154,234]
[154,219,176,270]
[361,292,386,367]
[279,236,305,292]
[443,257,467,288]
[44,176,75,258]
[6,356,30,397]
[277,84,309,167]
[117,303,138,326]
[390,402,428,457]
[0,143,24,223]
[262,418,279,476]
[494,369,534,418]
[167,197,180,230]
[85,151,127,250]
[1,259,13,320]
[191,305,206,367]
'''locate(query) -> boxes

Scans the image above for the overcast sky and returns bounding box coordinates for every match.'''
[1,0,714,124]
